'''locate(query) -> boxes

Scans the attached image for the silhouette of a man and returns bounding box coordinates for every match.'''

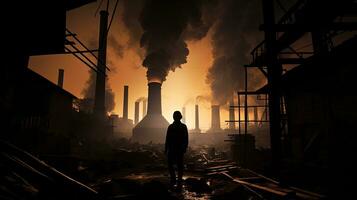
[165,111,188,189]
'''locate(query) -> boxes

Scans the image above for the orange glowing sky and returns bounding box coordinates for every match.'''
[29,2,231,131]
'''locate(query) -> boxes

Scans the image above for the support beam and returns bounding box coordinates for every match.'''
[260,22,357,31]
[262,0,282,172]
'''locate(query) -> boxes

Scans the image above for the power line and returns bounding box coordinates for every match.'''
[65,39,103,74]
[66,29,111,72]
[107,0,120,33]
[94,0,105,16]
[64,46,101,74]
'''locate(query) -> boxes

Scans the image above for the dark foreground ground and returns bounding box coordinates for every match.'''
[1,138,326,200]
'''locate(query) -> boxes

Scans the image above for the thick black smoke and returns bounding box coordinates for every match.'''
[135,96,147,103]
[120,0,144,49]
[206,0,264,105]
[139,0,214,82]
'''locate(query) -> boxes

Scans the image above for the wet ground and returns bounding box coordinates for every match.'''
[89,170,251,200]
[1,139,326,200]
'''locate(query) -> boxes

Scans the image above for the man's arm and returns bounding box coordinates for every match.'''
[165,125,171,154]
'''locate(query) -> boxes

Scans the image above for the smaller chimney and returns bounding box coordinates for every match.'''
[123,85,128,119]
[134,101,139,124]
[195,104,200,131]
[254,106,258,127]
[244,100,251,126]
[229,98,235,130]
[182,107,186,124]
[57,69,64,88]
[211,105,221,130]
[143,99,147,118]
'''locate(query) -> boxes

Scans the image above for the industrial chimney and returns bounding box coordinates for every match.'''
[210,105,222,131]
[142,99,147,118]
[195,104,200,132]
[182,107,186,124]
[147,82,161,114]
[57,69,64,88]
[132,82,169,143]
[123,85,129,119]
[254,106,258,127]
[134,101,139,124]
[229,98,235,130]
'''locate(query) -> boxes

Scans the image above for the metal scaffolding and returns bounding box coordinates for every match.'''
[229,0,357,171]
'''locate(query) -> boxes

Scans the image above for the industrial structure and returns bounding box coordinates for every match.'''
[1,0,355,199]
[227,0,357,197]
[111,85,133,138]
[132,82,169,143]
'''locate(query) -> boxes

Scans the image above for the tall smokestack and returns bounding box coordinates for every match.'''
[211,105,221,130]
[147,82,162,114]
[195,104,200,131]
[57,69,64,88]
[123,85,128,119]
[182,107,186,124]
[229,98,235,130]
[134,101,139,124]
[94,10,108,117]
[143,99,147,118]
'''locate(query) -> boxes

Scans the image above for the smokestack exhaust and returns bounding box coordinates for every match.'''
[134,101,139,124]
[123,85,129,119]
[195,104,200,131]
[57,69,64,88]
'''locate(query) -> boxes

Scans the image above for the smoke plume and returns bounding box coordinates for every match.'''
[196,95,211,104]
[206,0,264,105]
[120,0,144,49]
[135,96,147,103]
[108,35,124,58]
[139,0,214,82]
[81,71,115,113]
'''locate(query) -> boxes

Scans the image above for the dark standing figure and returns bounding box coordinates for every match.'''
[165,111,188,190]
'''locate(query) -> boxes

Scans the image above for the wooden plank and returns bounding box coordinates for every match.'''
[206,165,235,170]
[291,187,326,199]
[206,171,230,176]
[221,172,292,197]
[245,169,279,184]
[245,169,325,199]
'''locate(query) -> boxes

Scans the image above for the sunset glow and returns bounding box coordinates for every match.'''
[28,3,231,131]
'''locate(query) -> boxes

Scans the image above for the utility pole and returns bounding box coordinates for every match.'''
[262,0,283,173]
[94,10,109,118]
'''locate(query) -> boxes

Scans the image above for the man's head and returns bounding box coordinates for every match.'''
[173,111,182,122]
